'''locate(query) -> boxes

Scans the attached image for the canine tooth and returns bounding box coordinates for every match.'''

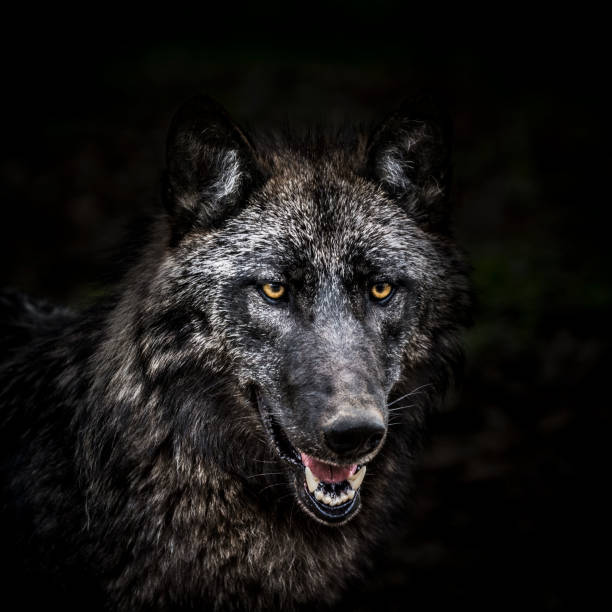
[315,489,324,501]
[305,467,320,493]
[348,466,366,491]
[323,494,333,505]
[347,489,355,500]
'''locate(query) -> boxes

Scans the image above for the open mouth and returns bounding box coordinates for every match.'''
[301,453,365,522]
[256,391,365,525]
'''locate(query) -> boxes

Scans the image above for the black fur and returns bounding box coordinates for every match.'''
[0,97,471,610]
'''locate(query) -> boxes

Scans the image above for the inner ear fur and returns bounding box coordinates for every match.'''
[367,100,452,232]
[164,96,258,242]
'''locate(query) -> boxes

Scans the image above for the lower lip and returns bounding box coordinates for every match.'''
[301,481,360,523]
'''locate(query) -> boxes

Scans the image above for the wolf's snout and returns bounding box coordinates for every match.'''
[324,415,386,457]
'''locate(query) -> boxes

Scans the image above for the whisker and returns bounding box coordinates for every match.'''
[258,482,289,494]
[387,403,416,413]
[387,383,432,407]
[275,492,296,504]
[246,472,286,479]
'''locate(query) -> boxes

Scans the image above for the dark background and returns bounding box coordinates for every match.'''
[1,11,609,610]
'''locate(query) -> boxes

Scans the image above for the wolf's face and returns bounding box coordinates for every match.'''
[157,97,467,526]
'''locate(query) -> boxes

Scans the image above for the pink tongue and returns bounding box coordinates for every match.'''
[301,452,357,483]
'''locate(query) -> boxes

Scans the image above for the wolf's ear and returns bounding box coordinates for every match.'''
[164,96,257,241]
[367,101,452,232]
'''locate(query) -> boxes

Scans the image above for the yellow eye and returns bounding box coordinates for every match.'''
[261,283,286,300]
[370,282,393,301]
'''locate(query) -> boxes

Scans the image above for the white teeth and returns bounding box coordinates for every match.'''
[305,464,366,507]
[304,467,320,493]
[348,466,366,491]
[316,489,354,506]
[309,486,358,506]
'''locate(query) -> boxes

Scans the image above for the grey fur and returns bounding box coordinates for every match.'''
[0,97,470,610]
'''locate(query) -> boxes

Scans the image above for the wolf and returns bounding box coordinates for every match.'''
[0,97,470,610]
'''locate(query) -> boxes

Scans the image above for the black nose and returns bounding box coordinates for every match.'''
[324,416,386,457]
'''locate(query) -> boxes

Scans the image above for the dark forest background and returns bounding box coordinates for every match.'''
[0,10,609,611]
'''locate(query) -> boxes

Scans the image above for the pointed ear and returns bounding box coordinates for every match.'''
[367,100,452,232]
[164,96,257,242]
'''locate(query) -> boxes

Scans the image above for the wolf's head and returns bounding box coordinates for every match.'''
[151,97,469,526]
